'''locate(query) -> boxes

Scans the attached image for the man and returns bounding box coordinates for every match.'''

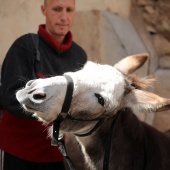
[0,0,87,170]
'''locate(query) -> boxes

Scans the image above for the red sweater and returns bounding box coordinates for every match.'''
[0,25,87,162]
[0,110,63,162]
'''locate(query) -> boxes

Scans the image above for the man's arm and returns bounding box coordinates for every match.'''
[1,35,36,118]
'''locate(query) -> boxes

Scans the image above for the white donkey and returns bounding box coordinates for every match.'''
[16,53,170,170]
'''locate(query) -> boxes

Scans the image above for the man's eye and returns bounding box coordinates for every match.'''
[53,7,61,12]
[94,93,105,107]
[67,8,74,12]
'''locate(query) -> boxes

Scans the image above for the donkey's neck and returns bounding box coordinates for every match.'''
[75,108,145,170]
[75,118,114,170]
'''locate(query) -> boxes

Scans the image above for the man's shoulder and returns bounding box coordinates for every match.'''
[9,33,38,51]
[72,41,82,48]
[72,41,86,54]
[14,33,37,44]
[70,41,88,62]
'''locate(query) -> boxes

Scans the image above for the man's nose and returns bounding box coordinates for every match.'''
[60,10,68,21]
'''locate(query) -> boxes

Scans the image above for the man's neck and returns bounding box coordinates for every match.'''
[46,29,65,44]
[53,35,65,44]
[38,24,72,52]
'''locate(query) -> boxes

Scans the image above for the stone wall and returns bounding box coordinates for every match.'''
[76,0,132,17]
[0,0,170,131]
[133,0,170,132]
[0,0,44,64]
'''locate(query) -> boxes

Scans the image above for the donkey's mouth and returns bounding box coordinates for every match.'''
[23,104,39,112]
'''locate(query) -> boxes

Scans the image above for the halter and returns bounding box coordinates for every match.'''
[51,75,147,170]
[51,75,104,170]
[51,75,104,146]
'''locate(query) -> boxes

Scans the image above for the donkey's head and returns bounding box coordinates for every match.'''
[16,53,170,128]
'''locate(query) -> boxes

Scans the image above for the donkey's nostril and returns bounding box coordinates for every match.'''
[28,89,36,94]
[33,93,46,100]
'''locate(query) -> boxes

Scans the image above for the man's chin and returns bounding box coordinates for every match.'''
[52,30,69,42]
[57,31,69,36]
[56,27,69,35]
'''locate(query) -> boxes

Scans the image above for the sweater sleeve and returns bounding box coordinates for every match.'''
[0,35,36,118]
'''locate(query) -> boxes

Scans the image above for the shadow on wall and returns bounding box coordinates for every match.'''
[0,64,2,121]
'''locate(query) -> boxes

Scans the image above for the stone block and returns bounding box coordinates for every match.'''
[105,0,132,17]
[153,34,170,56]
[153,111,170,132]
[76,0,132,17]
[154,69,170,98]
[72,10,149,76]
[0,0,44,64]
[159,56,170,69]
[136,0,148,6]
[130,4,159,74]
[153,69,170,131]
[72,11,102,62]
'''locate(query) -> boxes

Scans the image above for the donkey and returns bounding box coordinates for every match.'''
[16,53,170,170]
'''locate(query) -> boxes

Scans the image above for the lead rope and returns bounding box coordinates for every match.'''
[103,112,119,170]
[58,137,76,170]
[51,117,76,170]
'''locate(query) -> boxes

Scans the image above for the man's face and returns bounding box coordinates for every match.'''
[41,0,75,41]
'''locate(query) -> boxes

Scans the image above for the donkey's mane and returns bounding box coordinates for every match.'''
[127,74,156,90]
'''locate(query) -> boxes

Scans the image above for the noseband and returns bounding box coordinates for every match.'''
[61,75,74,113]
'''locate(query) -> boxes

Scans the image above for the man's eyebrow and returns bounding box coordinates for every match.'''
[52,5,75,10]
[53,5,62,8]
[67,6,75,9]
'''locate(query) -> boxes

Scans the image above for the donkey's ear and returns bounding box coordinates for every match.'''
[114,53,149,75]
[124,89,170,113]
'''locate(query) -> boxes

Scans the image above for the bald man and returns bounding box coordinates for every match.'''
[0,0,87,170]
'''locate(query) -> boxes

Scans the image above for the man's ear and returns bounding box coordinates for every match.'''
[123,89,170,113]
[41,5,46,16]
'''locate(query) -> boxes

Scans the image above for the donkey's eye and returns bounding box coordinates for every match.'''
[94,93,105,106]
